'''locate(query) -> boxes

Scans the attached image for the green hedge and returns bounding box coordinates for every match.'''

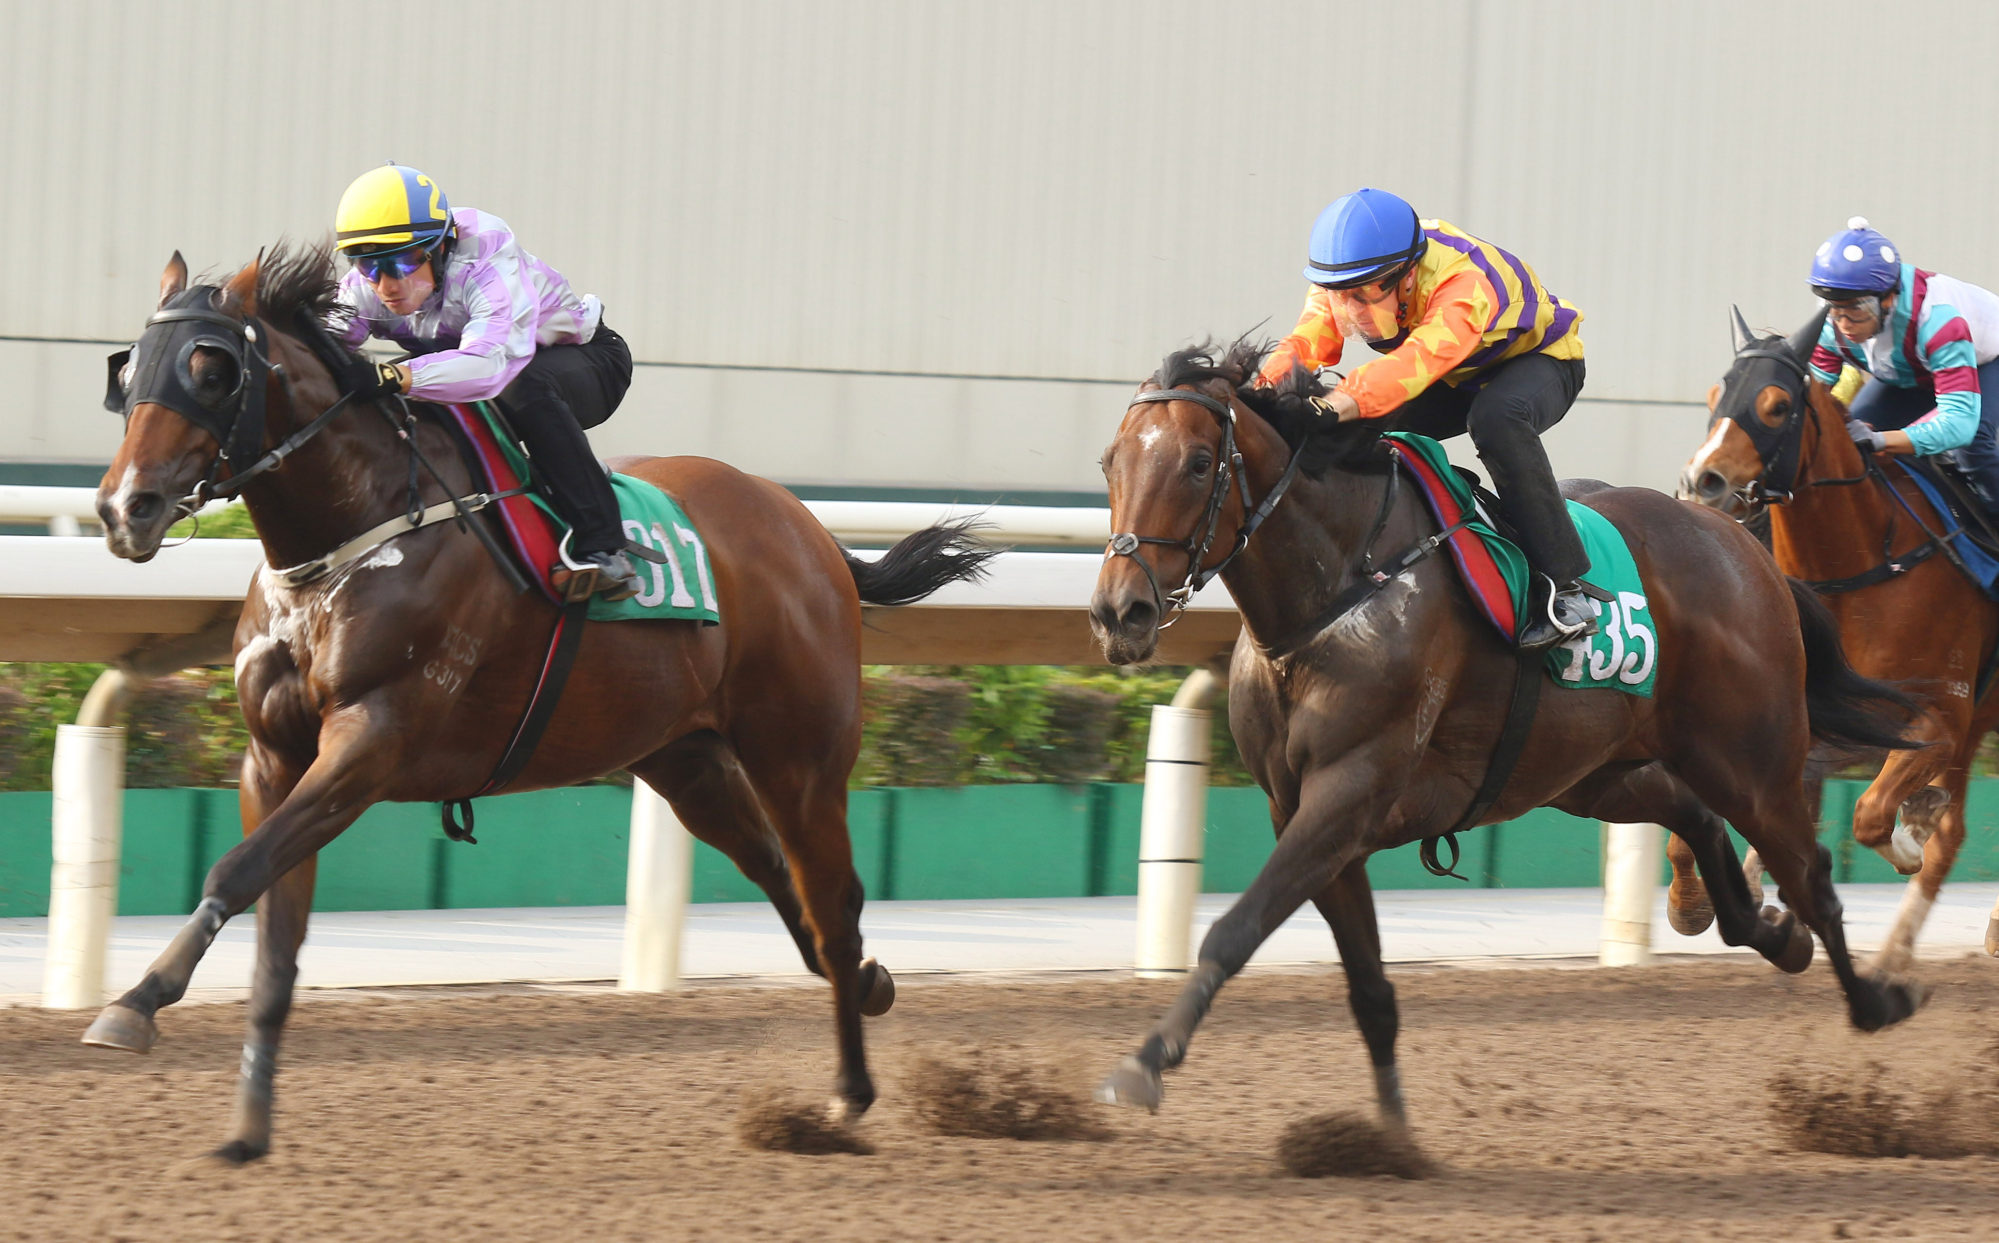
[0,662,1254,792]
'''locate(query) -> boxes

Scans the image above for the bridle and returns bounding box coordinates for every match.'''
[104,286,364,515]
[1104,384,1305,626]
[1717,314,1966,595]
[104,283,530,591]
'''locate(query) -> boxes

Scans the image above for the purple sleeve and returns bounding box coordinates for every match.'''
[404,250,536,403]
[333,271,374,348]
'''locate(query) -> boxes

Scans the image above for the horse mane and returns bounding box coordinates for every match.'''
[250,238,353,337]
[1150,337,1388,475]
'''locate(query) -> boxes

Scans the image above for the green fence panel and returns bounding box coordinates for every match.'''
[0,792,52,917]
[118,789,205,915]
[1961,781,1999,881]
[1095,784,1144,896]
[440,787,629,908]
[1202,787,1276,893]
[890,785,1094,899]
[1486,808,1602,888]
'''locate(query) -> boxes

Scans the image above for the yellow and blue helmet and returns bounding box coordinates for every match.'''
[334,164,453,253]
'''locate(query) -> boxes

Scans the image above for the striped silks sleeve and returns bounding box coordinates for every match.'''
[1336,270,1494,418]
[1257,287,1346,386]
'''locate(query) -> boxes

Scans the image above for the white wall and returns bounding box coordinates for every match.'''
[4,1,1992,492]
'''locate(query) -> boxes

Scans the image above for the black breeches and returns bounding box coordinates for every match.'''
[499,322,634,556]
[1391,354,1589,584]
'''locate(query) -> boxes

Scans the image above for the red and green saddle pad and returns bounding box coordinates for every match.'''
[1383,432,1657,697]
[444,401,720,625]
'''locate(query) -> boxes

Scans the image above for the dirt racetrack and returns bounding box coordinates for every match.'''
[3,956,1996,1242]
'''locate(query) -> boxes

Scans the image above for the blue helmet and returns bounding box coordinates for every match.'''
[1303,188,1426,288]
[1809,216,1901,297]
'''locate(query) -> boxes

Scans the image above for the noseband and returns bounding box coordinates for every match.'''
[105,287,363,510]
[1105,385,1304,625]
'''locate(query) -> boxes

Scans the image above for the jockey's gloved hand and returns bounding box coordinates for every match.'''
[339,355,405,400]
[1846,418,1888,454]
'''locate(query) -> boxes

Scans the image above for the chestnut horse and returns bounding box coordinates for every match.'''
[87,245,994,1161]
[1089,342,1923,1125]
[1680,310,1999,970]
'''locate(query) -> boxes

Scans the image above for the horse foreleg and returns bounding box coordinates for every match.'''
[1098,761,1383,1114]
[1312,860,1404,1127]
[1869,772,1968,978]
[83,714,382,1055]
[214,856,315,1164]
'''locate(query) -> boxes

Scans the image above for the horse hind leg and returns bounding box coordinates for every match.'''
[723,738,879,1122]
[1565,765,1810,972]
[631,734,895,1014]
[1750,801,1924,1031]
[1664,832,1714,936]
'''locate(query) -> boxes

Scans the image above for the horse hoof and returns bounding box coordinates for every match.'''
[1876,827,1925,875]
[1094,1055,1162,1114]
[1768,909,1814,975]
[1854,977,1928,1032]
[208,1139,267,1166]
[1985,917,1999,958]
[858,957,896,1017]
[1666,893,1714,936]
[81,1004,158,1053]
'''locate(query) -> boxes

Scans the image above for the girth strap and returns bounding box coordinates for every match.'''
[1422,644,1544,880]
[269,488,528,586]
[441,594,592,843]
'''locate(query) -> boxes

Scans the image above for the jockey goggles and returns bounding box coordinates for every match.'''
[349,238,440,283]
[1321,272,1407,343]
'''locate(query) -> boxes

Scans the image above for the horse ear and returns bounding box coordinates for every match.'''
[158,251,188,308]
[1730,304,1755,354]
[222,252,261,316]
[1787,307,1828,365]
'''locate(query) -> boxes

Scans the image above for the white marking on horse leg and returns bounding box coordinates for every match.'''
[1868,878,1933,977]
[1879,823,1926,874]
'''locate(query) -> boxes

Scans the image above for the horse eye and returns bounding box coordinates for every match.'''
[1189,454,1213,477]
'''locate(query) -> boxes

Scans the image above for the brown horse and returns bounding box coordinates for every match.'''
[1088,341,1923,1123]
[1680,309,1999,970]
[86,244,994,1162]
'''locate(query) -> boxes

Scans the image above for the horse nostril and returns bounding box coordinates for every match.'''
[125,491,165,526]
[1695,470,1729,500]
[1119,598,1158,635]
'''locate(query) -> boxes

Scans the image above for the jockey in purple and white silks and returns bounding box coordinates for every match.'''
[1808,217,1999,511]
[331,163,640,598]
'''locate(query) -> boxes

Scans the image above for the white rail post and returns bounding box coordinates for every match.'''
[1134,696,1213,977]
[1599,821,1664,967]
[620,778,694,992]
[43,669,133,1009]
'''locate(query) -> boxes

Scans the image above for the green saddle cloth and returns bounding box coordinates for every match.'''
[473,402,720,625]
[1386,433,1657,697]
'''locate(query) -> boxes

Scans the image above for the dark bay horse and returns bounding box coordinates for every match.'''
[88,245,994,1161]
[1089,341,1923,1124]
[1681,310,1999,970]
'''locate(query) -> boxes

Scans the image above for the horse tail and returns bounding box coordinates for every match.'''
[842,519,999,607]
[1788,577,1924,752]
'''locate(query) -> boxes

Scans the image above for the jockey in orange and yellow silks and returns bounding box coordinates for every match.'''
[1258,188,1595,649]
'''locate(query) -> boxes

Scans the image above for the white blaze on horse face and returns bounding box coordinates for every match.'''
[1683,419,1739,495]
[1136,426,1166,453]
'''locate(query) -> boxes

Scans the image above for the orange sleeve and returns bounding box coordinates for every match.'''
[1335,270,1495,418]
[1256,288,1346,386]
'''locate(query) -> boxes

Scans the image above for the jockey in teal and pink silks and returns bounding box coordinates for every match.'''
[1809,217,1999,510]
